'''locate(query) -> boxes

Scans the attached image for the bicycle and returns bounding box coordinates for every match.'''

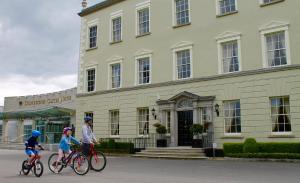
[20,149,44,177]
[48,147,90,176]
[88,143,107,172]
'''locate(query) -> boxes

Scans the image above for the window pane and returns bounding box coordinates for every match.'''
[270,96,291,132]
[265,31,287,67]
[175,0,190,25]
[138,57,150,84]
[176,50,191,79]
[224,100,241,133]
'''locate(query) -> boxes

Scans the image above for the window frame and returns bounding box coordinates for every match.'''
[86,19,99,50]
[260,22,291,68]
[85,65,97,93]
[216,33,242,74]
[108,60,122,89]
[223,100,242,136]
[269,96,292,135]
[216,0,238,16]
[137,108,150,137]
[172,45,193,80]
[172,0,191,27]
[109,110,120,137]
[110,10,123,44]
[135,54,152,86]
[136,1,151,37]
[259,0,285,7]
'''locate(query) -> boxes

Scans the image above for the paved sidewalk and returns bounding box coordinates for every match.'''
[0,149,299,183]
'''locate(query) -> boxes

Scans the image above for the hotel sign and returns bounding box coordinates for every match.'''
[21,96,72,106]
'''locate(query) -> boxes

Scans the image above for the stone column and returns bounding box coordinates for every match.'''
[17,119,24,143]
[2,120,8,143]
[170,102,176,147]
[193,100,199,124]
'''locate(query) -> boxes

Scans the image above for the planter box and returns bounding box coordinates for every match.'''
[157,139,167,147]
[192,139,203,148]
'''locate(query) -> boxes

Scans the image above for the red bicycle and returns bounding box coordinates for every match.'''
[89,144,107,172]
[20,149,44,177]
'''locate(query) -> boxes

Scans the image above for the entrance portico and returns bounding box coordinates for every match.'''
[157,91,215,147]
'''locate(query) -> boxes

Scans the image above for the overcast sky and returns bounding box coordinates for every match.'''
[0,0,102,106]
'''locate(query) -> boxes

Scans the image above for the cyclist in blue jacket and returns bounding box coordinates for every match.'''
[53,127,81,167]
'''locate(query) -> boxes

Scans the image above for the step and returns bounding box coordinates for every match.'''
[132,154,208,160]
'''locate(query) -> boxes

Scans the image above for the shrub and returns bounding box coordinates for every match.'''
[243,138,259,153]
[223,143,244,154]
[156,125,167,134]
[190,124,203,135]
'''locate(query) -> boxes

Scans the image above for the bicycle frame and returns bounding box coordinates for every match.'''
[28,150,42,166]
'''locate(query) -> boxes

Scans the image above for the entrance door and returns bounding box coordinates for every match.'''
[178,111,193,146]
[36,121,46,143]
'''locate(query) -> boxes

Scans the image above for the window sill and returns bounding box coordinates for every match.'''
[175,77,192,81]
[173,22,191,29]
[86,47,98,52]
[260,0,285,7]
[137,135,149,138]
[109,136,120,139]
[221,134,244,139]
[216,11,238,18]
[136,32,151,38]
[268,133,294,138]
[110,40,123,45]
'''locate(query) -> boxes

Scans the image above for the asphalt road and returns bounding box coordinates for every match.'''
[0,149,300,183]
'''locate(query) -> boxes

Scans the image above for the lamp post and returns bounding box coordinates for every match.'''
[214,103,220,117]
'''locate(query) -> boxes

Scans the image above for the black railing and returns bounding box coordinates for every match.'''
[99,133,158,151]
[202,131,214,148]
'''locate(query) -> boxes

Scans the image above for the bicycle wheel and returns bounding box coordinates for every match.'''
[33,160,44,177]
[72,154,90,176]
[21,160,31,175]
[90,151,107,172]
[48,153,63,173]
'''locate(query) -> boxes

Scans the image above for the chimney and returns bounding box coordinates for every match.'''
[82,0,88,9]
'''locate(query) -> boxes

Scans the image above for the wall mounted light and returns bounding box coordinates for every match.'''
[151,108,157,120]
[214,104,220,117]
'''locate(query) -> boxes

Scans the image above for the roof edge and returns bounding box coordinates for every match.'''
[78,0,126,17]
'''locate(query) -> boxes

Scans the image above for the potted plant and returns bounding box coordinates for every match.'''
[190,124,203,148]
[153,123,167,147]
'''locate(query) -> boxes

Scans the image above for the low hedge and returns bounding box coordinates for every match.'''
[226,153,300,160]
[223,143,244,154]
[223,138,300,159]
[243,138,259,153]
[95,140,135,154]
[224,141,300,154]
[258,142,300,154]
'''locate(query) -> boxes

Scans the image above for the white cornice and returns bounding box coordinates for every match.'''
[259,21,289,32]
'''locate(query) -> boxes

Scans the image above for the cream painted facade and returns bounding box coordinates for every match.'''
[76,0,300,148]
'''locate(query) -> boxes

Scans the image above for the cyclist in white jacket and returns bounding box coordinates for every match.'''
[82,116,97,156]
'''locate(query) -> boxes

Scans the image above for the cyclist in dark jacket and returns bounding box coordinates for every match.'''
[24,130,44,164]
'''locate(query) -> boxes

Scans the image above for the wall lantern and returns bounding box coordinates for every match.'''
[214,103,220,117]
[151,108,157,120]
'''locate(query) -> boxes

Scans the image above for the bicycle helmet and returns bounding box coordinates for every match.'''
[84,116,93,122]
[32,130,41,137]
[63,127,72,135]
